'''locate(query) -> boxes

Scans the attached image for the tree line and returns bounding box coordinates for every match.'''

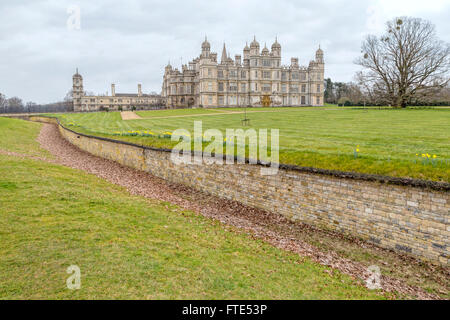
[324,78,450,107]
[0,91,73,114]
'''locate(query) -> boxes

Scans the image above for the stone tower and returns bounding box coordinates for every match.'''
[199,36,216,107]
[315,46,324,64]
[271,37,281,57]
[250,36,260,55]
[309,46,325,106]
[243,42,250,60]
[72,68,83,111]
[201,36,210,58]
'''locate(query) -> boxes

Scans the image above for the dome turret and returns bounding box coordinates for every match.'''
[243,41,250,59]
[73,68,82,79]
[271,37,281,57]
[201,36,210,50]
[262,43,269,55]
[250,36,260,55]
[315,45,324,63]
[165,61,172,72]
[316,45,323,55]
[271,37,281,50]
[201,36,211,58]
[250,36,259,48]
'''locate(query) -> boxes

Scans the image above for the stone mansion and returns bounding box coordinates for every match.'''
[161,37,325,108]
[72,70,164,112]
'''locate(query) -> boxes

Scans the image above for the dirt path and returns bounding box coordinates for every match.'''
[29,123,447,299]
[120,111,143,120]
[207,108,236,113]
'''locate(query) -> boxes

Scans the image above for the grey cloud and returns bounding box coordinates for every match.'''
[0,0,448,103]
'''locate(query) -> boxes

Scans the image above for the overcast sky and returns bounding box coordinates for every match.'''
[0,0,449,104]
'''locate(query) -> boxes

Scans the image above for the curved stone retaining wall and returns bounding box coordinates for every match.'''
[29,116,449,266]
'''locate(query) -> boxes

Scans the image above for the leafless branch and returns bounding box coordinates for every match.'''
[355,17,450,107]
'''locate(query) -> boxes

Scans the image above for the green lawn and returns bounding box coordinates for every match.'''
[52,107,450,182]
[0,117,384,299]
[0,116,52,159]
[136,108,226,117]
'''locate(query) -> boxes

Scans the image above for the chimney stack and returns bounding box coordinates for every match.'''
[235,55,241,65]
[111,84,115,96]
[138,84,142,97]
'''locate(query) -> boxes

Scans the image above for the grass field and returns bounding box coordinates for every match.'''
[0,117,385,299]
[53,107,450,182]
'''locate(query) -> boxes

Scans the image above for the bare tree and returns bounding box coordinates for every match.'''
[356,17,450,108]
[0,93,6,113]
[64,89,73,102]
[25,101,37,112]
[64,89,74,111]
[6,96,24,113]
[355,72,388,105]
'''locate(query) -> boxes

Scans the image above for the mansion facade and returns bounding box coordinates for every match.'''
[161,37,324,108]
[72,70,164,112]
